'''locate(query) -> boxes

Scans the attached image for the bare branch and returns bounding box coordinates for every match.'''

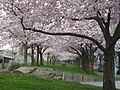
[84,16,97,20]
[14,5,24,14]
[69,46,81,56]
[11,3,18,16]
[42,46,50,54]
[7,29,17,38]
[71,18,82,21]
[106,8,111,29]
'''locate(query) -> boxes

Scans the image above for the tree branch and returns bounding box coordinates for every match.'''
[106,8,111,29]
[72,15,109,41]
[82,11,111,42]
[69,46,81,56]
[14,5,24,14]
[42,46,50,54]
[20,18,105,52]
[71,18,82,21]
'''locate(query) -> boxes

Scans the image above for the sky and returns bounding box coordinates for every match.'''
[2,44,11,50]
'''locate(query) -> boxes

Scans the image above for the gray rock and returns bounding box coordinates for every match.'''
[13,67,37,74]
[32,68,55,78]
[55,71,63,76]
[73,74,84,82]
[11,66,98,83]
[53,71,63,80]
[72,73,96,82]
[8,60,20,71]
[54,75,62,80]
[62,72,73,82]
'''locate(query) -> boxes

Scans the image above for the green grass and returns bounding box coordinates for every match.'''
[27,63,92,74]
[39,64,85,73]
[0,72,102,90]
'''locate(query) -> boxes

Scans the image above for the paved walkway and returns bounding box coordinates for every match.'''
[80,81,120,89]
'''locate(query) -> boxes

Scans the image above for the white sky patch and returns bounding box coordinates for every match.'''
[2,44,11,50]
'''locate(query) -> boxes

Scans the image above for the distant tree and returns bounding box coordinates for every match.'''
[30,44,36,66]
[67,43,97,74]
[38,44,49,65]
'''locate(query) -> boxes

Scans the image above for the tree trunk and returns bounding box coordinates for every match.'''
[52,59,56,65]
[75,57,81,68]
[40,52,43,65]
[98,54,104,72]
[23,45,28,65]
[2,57,5,69]
[81,59,87,72]
[37,45,40,66]
[50,59,52,65]
[47,53,50,65]
[31,45,36,65]
[47,59,49,65]
[103,47,116,90]
[87,59,94,74]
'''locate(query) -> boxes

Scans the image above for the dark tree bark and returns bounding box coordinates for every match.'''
[39,51,43,65]
[47,53,50,65]
[36,45,40,66]
[38,47,43,65]
[80,45,95,74]
[31,44,36,65]
[2,57,5,69]
[23,44,28,65]
[50,59,52,65]
[75,57,81,67]
[103,47,115,90]
[51,55,56,65]
[39,46,49,65]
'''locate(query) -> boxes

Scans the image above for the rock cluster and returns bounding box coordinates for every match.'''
[13,67,98,82]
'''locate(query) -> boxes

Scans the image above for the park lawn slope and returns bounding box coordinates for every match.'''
[0,72,102,90]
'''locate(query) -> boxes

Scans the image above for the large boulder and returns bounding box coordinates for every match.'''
[8,60,20,72]
[31,68,55,78]
[62,72,73,82]
[13,67,37,74]
[72,74,84,82]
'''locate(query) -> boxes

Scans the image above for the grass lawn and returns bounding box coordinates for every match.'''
[38,64,85,74]
[0,72,102,90]
[27,63,95,74]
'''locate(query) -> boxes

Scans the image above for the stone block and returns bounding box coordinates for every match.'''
[62,72,73,82]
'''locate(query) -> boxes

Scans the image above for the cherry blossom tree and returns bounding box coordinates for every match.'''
[20,1,119,90]
[65,42,97,74]
[1,0,120,90]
